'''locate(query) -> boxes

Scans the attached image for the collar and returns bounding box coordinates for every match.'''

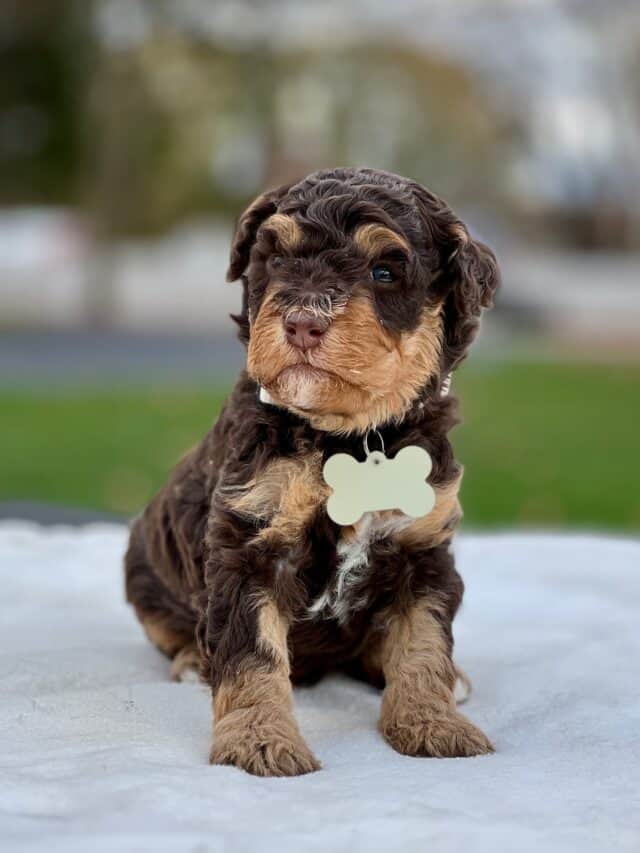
[258,373,452,410]
[258,386,278,406]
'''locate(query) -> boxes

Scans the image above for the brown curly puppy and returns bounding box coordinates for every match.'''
[124,167,499,776]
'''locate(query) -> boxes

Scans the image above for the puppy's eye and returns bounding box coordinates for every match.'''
[371,265,395,283]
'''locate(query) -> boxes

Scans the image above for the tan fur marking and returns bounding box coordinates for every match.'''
[262,213,303,251]
[395,472,463,549]
[210,599,320,776]
[141,616,191,659]
[300,299,443,433]
[256,598,290,667]
[214,668,289,723]
[213,597,290,720]
[378,601,494,758]
[450,222,469,244]
[382,600,457,707]
[353,223,410,256]
[227,453,329,544]
[249,285,444,434]
[247,290,291,381]
[170,644,202,682]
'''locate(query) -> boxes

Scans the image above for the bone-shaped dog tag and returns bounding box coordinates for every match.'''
[323,444,436,526]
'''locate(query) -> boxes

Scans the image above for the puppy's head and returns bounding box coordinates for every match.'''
[227,168,498,434]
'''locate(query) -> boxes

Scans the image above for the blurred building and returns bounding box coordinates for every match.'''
[1,0,639,348]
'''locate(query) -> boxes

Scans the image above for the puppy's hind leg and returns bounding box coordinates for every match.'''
[170,644,202,683]
[124,522,198,671]
[454,665,472,704]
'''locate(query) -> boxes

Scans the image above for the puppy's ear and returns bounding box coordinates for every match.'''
[443,225,499,369]
[449,226,499,314]
[413,184,499,371]
[226,183,294,282]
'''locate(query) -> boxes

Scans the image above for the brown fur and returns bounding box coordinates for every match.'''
[124,167,499,775]
[263,213,303,252]
[256,598,290,662]
[210,599,320,776]
[395,470,463,548]
[353,223,410,256]
[170,644,201,682]
[141,614,193,659]
[250,292,443,434]
[378,602,494,758]
[210,688,321,776]
[225,452,329,545]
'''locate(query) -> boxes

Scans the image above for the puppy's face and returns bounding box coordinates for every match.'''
[227,168,498,434]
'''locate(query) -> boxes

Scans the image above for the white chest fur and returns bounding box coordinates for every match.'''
[307,511,413,624]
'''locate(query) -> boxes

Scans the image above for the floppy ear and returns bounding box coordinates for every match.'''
[443,224,499,370]
[413,184,499,371]
[449,225,499,314]
[226,182,294,282]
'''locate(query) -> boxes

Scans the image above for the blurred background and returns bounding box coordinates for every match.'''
[1,0,638,531]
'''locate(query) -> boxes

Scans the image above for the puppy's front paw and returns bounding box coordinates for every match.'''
[210,707,321,777]
[382,709,494,759]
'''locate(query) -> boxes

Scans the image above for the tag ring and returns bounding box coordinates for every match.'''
[363,429,385,457]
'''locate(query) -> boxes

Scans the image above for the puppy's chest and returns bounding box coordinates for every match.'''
[224,449,461,623]
[222,451,327,541]
[307,511,413,625]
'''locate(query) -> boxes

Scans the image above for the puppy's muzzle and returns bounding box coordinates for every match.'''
[284,311,330,352]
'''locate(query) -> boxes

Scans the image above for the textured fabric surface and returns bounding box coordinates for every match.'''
[1,522,638,853]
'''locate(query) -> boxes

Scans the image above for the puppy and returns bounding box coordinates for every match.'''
[125,167,499,776]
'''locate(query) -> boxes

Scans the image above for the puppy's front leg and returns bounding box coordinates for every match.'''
[378,599,494,758]
[208,594,320,776]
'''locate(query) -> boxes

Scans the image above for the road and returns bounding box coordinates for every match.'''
[0,329,245,387]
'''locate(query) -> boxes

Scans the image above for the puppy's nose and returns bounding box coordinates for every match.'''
[284,311,329,351]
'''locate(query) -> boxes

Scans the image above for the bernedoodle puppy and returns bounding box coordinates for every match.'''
[124,167,499,776]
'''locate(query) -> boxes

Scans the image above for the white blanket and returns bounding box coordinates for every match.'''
[1,523,638,853]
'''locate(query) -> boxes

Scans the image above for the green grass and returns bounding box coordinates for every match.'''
[454,361,639,530]
[1,362,638,530]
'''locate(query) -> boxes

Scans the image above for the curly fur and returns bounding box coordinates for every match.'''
[124,167,498,775]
